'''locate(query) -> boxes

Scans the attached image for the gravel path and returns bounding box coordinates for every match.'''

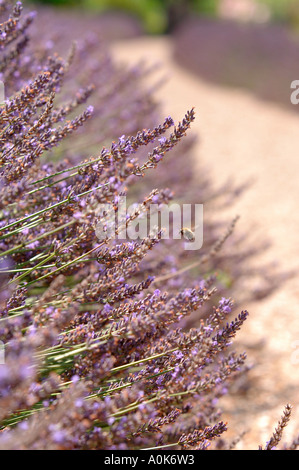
[111,36,299,449]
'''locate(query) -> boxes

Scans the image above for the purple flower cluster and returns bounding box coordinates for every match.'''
[0,1,296,450]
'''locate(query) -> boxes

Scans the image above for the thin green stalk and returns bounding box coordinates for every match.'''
[8,252,56,285]
[27,172,79,195]
[88,368,175,400]
[109,396,159,418]
[110,348,178,373]
[0,217,42,241]
[23,242,104,288]
[0,265,55,273]
[0,220,74,258]
[29,156,106,185]
[0,183,108,233]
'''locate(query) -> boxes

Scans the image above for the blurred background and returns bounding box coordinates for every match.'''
[28,0,299,35]
[27,0,299,111]
[23,0,299,449]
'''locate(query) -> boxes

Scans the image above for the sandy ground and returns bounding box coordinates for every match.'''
[111,36,299,449]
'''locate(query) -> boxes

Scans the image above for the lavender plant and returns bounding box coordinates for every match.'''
[0,1,296,450]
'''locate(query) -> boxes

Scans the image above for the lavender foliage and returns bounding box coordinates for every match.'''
[0,1,296,450]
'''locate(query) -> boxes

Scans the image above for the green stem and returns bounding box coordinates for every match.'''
[29,156,106,185]
[8,252,56,285]
[0,217,42,241]
[89,368,175,400]
[23,242,104,288]
[0,183,108,233]
[27,172,79,195]
[109,396,159,418]
[0,221,74,258]
[110,348,178,373]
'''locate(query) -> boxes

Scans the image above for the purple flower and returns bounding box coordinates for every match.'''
[52,430,66,444]
[0,0,273,452]
[218,297,232,314]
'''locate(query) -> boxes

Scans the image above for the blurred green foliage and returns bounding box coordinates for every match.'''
[32,0,78,5]
[31,0,220,34]
[258,0,299,28]
[31,0,299,33]
[84,0,167,34]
